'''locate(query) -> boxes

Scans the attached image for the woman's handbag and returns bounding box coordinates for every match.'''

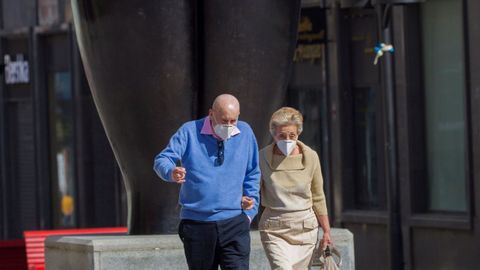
[318,245,342,270]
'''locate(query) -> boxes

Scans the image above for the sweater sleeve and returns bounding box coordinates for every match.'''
[243,132,261,220]
[311,152,328,216]
[153,125,188,182]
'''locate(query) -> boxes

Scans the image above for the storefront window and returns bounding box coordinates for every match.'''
[353,87,380,209]
[38,0,59,26]
[343,9,386,210]
[421,0,466,212]
[287,6,331,210]
[49,71,76,227]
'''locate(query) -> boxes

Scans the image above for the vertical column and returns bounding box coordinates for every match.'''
[0,36,7,239]
[375,4,402,270]
[202,0,301,147]
[71,0,195,234]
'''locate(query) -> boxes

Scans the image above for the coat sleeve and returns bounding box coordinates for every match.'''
[242,131,261,220]
[311,152,328,216]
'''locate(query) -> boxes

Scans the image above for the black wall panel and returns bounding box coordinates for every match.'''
[5,101,37,238]
[1,0,36,30]
[344,223,389,269]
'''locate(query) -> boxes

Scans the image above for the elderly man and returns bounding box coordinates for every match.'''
[153,94,260,270]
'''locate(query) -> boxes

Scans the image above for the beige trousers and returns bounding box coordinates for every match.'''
[259,208,319,270]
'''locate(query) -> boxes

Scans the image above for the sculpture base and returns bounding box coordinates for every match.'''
[45,229,354,269]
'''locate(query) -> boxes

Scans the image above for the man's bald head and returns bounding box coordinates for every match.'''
[212,94,240,113]
[209,94,240,126]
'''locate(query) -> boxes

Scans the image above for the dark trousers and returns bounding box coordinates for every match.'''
[178,213,251,270]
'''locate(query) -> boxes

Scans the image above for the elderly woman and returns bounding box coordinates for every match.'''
[258,107,332,269]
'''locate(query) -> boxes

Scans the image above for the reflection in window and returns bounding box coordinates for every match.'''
[353,87,379,209]
[49,71,76,227]
[287,87,322,152]
[343,9,385,210]
[421,0,466,212]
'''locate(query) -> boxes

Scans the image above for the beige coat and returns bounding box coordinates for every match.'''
[259,141,328,269]
[259,141,328,217]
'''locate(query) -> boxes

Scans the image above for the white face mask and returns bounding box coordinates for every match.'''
[212,114,237,140]
[276,140,297,156]
[214,124,235,141]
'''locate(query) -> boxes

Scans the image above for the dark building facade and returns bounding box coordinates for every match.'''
[323,0,480,269]
[1,0,479,269]
[0,0,127,240]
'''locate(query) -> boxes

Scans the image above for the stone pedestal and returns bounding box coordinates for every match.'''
[45,229,354,270]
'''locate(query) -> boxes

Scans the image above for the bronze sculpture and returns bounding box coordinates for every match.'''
[71,0,300,234]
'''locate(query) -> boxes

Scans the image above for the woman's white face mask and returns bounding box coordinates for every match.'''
[276,139,297,156]
[274,125,299,156]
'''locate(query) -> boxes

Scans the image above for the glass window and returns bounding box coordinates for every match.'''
[353,87,381,209]
[38,0,59,26]
[287,6,332,212]
[49,71,76,227]
[288,7,326,155]
[421,0,466,212]
[343,9,386,210]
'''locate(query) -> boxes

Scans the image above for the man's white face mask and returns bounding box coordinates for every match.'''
[212,115,237,141]
[276,139,297,156]
[214,124,235,141]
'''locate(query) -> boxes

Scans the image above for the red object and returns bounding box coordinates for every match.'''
[23,227,128,270]
[0,239,28,270]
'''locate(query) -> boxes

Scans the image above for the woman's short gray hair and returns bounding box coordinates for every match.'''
[269,107,303,136]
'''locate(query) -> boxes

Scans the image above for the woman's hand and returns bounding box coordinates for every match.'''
[317,215,333,249]
[320,231,332,249]
[241,196,254,210]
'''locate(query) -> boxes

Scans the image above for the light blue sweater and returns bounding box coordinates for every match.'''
[153,118,260,221]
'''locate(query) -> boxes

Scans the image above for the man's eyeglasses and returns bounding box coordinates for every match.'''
[216,140,224,166]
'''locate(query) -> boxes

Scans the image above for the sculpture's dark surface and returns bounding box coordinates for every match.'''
[71,0,300,234]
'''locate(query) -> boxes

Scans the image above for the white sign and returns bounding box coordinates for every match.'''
[4,54,30,84]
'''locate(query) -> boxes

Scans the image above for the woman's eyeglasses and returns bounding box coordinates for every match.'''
[216,140,224,166]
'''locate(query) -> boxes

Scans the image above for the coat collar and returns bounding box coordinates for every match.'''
[263,140,310,171]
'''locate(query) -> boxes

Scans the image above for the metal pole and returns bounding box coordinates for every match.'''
[375,4,403,270]
[321,0,333,220]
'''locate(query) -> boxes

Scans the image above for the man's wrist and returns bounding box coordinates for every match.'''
[168,166,178,182]
[168,169,175,182]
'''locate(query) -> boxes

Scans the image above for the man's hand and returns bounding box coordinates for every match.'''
[172,167,186,184]
[241,196,254,210]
